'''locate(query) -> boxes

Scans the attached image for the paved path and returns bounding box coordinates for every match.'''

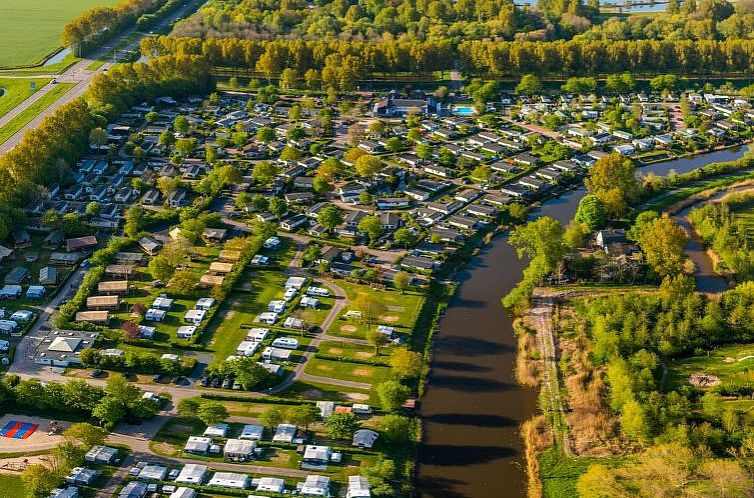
[0,0,202,154]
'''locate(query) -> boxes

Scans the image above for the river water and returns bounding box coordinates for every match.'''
[417,187,586,498]
[417,148,745,497]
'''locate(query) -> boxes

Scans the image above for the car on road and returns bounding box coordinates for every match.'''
[51,78,58,84]
[90,369,103,378]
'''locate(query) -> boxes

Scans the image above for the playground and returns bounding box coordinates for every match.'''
[0,415,68,454]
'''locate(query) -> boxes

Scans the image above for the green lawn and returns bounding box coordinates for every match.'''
[305,357,392,384]
[0,474,25,498]
[327,282,425,340]
[0,77,49,118]
[0,82,76,145]
[666,343,754,392]
[733,202,754,242]
[0,0,122,68]
[204,240,298,367]
[317,340,390,365]
[277,380,380,407]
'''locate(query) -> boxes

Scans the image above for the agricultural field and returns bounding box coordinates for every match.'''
[0,0,121,68]
[0,78,49,119]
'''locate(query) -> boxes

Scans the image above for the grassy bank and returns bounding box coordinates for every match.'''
[0,77,49,119]
[0,82,77,145]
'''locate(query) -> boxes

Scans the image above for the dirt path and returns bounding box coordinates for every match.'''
[527,292,574,455]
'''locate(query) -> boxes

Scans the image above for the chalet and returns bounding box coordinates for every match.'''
[5,267,27,285]
[202,228,227,243]
[39,266,58,285]
[405,186,431,201]
[380,212,400,230]
[11,230,31,248]
[447,215,477,230]
[98,281,129,295]
[401,255,435,272]
[429,227,463,243]
[50,252,79,266]
[285,192,315,204]
[357,140,383,154]
[76,311,109,325]
[167,188,188,208]
[43,230,65,249]
[280,213,309,231]
[518,176,548,191]
[141,189,161,205]
[66,236,98,252]
[138,237,162,256]
[500,184,530,198]
[87,295,120,310]
[510,153,538,166]
[424,165,451,178]
[454,189,481,203]
[490,161,519,174]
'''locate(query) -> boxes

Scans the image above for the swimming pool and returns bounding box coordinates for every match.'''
[452,106,475,116]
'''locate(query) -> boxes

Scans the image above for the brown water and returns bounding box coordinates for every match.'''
[417,187,586,498]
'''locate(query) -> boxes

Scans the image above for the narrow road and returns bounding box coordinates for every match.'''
[0,0,202,154]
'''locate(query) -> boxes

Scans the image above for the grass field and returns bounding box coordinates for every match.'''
[0,474,24,498]
[0,78,49,119]
[666,343,754,391]
[0,0,122,68]
[733,202,754,242]
[0,82,76,145]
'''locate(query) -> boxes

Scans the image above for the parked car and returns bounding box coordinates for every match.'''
[232,381,241,390]
[90,369,103,378]
[200,376,209,387]
[210,378,220,388]
[222,378,232,389]
[152,374,163,383]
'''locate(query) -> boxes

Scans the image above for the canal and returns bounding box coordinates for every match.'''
[417,148,745,497]
[417,187,586,498]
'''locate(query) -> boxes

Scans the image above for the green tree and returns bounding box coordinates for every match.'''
[393,271,410,294]
[515,74,542,95]
[393,228,416,248]
[389,349,422,378]
[260,406,284,428]
[584,154,639,219]
[318,205,344,232]
[367,327,391,355]
[324,411,360,439]
[358,215,383,244]
[177,398,201,419]
[376,380,410,412]
[174,115,190,134]
[197,401,228,426]
[377,414,414,446]
[89,127,108,149]
[471,164,492,181]
[255,126,276,144]
[354,293,386,333]
[269,197,287,219]
[251,161,278,184]
[85,201,101,217]
[64,423,107,449]
[637,217,687,277]
[355,155,383,177]
[148,254,176,283]
[574,195,607,230]
[288,404,320,430]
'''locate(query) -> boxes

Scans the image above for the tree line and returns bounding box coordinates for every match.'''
[62,0,166,54]
[144,35,754,83]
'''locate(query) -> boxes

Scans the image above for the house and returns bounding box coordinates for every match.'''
[184,436,212,455]
[49,487,79,498]
[300,475,331,497]
[12,229,31,248]
[152,296,174,310]
[66,236,97,252]
[595,229,628,253]
[85,445,118,464]
[138,237,162,256]
[43,230,65,249]
[39,266,58,285]
[98,281,129,295]
[75,310,110,325]
[167,188,188,208]
[168,488,196,498]
[209,262,233,276]
[223,439,256,461]
[272,423,297,443]
[401,255,435,272]
[347,475,371,498]
[26,286,46,299]
[352,429,379,449]
[175,464,207,485]
[0,285,22,299]
[207,472,250,490]
[202,228,227,243]
[87,295,120,310]
[141,189,162,205]
[5,267,28,285]
[376,197,410,210]
[280,213,309,231]
[373,96,437,117]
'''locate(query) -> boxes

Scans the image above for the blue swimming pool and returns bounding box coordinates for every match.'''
[452,106,475,116]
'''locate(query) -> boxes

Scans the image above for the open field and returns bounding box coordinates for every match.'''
[0,78,49,119]
[732,202,754,242]
[0,0,122,68]
[666,343,754,391]
[0,82,77,145]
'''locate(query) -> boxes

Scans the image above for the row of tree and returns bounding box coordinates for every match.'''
[144,35,754,82]
[62,0,165,54]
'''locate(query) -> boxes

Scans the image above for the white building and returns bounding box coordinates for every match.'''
[256,477,286,493]
[207,472,250,490]
[347,475,371,498]
[300,475,331,496]
[175,464,207,485]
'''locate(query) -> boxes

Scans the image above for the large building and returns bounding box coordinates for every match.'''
[34,330,99,367]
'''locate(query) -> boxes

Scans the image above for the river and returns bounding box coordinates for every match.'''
[417,187,586,498]
[417,148,744,497]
